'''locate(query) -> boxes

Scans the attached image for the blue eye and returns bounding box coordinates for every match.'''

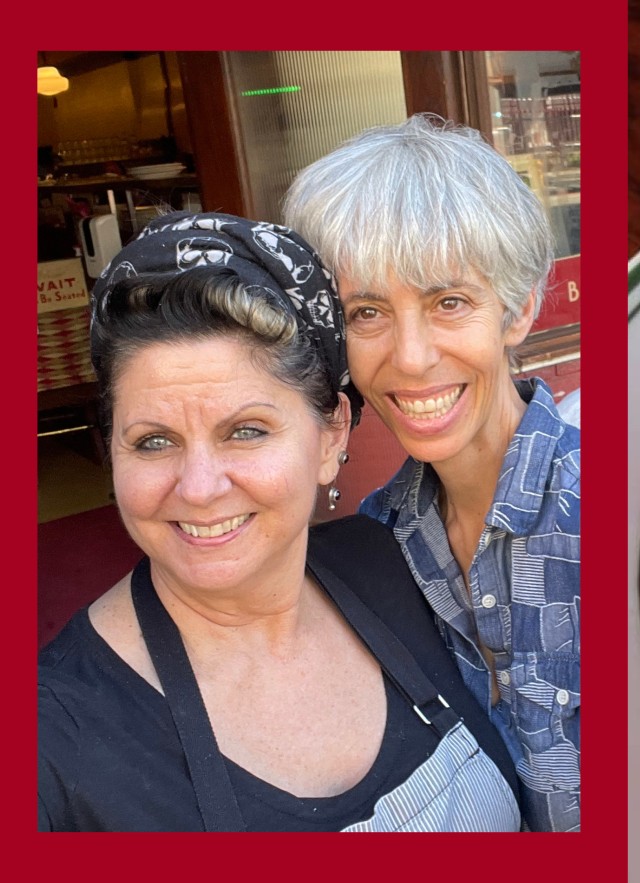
[137,435,174,451]
[231,426,266,441]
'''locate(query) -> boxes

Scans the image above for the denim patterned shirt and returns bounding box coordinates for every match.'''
[360,378,580,832]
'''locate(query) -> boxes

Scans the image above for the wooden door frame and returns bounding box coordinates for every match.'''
[176,52,246,216]
[401,51,493,141]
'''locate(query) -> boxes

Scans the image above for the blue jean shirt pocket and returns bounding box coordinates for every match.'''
[509,653,580,756]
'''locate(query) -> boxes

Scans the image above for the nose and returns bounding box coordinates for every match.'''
[391,313,440,377]
[175,444,233,507]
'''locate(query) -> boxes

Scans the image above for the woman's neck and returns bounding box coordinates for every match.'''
[434,381,526,530]
[148,553,315,653]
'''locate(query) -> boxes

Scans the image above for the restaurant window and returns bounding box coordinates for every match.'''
[484,50,580,260]
[479,51,580,406]
[219,50,579,407]
[222,51,407,223]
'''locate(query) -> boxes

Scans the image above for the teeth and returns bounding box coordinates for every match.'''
[178,514,250,538]
[395,386,463,420]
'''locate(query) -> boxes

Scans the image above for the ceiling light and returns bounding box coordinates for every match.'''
[37,66,69,96]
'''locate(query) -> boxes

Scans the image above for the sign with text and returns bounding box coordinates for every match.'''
[532,254,580,333]
[37,258,89,314]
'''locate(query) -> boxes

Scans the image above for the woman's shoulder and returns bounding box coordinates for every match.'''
[42,570,162,696]
[39,569,156,689]
[308,514,437,635]
[39,606,93,672]
[88,573,139,656]
[39,573,131,668]
[309,514,406,568]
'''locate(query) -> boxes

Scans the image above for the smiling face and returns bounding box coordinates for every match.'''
[338,268,535,471]
[110,335,348,603]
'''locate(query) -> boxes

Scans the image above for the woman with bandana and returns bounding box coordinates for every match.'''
[38,211,521,832]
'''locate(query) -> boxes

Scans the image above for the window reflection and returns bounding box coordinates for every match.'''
[485,51,581,258]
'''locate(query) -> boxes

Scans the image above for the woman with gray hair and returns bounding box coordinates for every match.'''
[284,114,580,832]
[38,210,522,832]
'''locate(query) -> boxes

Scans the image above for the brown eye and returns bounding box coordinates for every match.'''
[352,306,379,320]
[440,297,463,311]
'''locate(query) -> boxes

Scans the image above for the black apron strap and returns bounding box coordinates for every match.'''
[130,551,461,832]
[305,557,461,739]
[130,558,246,832]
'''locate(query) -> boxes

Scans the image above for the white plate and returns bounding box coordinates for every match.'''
[129,175,185,182]
[130,164,185,172]
[129,163,185,174]
[130,171,187,181]
[130,161,185,168]
[130,166,185,176]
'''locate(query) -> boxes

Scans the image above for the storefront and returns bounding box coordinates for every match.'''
[38,50,581,516]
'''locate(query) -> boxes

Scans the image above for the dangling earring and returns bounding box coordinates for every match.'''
[328,486,341,511]
[328,451,349,510]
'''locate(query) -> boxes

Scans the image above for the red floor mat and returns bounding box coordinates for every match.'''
[38,504,142,649]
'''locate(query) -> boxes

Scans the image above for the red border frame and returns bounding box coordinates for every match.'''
[19,18,630,879]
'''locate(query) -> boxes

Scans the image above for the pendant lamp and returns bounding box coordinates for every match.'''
[37,66,69,96]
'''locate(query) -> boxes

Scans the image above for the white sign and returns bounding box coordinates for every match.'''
[37,258,89,314]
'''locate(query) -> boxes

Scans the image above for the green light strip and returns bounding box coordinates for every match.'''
[241,86,301,97]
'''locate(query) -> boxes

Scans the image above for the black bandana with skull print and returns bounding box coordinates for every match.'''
[91,211,363,425]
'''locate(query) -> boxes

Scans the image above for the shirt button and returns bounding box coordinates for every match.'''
[481,594,497,608]
[556,689,570,706]
[498,670,511,686]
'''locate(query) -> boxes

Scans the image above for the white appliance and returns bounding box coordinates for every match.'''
[79,215,122,278]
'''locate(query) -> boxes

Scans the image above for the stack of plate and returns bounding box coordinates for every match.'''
[128,162,187,180]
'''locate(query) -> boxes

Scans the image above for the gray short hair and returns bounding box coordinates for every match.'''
[283,114,555,324]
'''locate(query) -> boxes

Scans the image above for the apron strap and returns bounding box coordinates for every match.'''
[305,557,461,739]
[131,553,461,832]
[131,557,246,832]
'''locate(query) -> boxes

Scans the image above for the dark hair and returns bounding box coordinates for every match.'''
[90,266,342,447]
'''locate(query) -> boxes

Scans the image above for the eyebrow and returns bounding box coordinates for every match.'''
[121,401,279,435]
[340,279,484,306]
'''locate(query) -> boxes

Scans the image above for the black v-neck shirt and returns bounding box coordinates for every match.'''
[39,515,519,832]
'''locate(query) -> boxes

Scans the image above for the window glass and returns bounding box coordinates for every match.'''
[485,51,580,259]
[223,51,406,223]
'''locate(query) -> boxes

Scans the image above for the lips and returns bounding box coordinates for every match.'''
[393,385,464,420]
[177,513,251,538]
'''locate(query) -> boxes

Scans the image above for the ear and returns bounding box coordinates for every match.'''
[504,287,537,348]
[317,393,352,487]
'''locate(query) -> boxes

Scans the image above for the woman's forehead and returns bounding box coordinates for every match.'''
[337,264,490,296]
[113,336,265,392]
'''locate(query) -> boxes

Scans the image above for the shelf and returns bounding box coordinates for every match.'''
[38,174,199,195]
[38,173,202,236]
